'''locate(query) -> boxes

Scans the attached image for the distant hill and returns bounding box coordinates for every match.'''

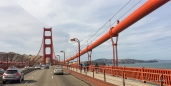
[155,59,171,62]
[0,52,42,65]
[93,58,158,65]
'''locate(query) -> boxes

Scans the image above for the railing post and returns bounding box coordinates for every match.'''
[104,68,106,82]
[72,65,73,71]
[123,66,126,78]
[160,74,163,86]
[76,65,77,72]
[122,70,125,86]
[81,66,82,74]
[76,65,77,71]
[73,65,74,71]
[86,66,87,76]
[141,67,145,83]
[93,68,94,78]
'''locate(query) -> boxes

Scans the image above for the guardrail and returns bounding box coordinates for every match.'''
[63,67,116,86]
[22,68,35,75]
[0,65,25,70]
[64,64,171,86]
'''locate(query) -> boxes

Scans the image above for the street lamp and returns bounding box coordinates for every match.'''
[71,38,80,65]
[60,51,65,64]
[57,55,60,63]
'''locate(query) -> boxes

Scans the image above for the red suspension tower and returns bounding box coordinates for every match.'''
[43,28,54,65]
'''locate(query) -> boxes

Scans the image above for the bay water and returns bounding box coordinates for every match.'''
[117,61,171,69]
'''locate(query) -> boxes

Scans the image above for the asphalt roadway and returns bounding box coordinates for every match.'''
[1,66,90,86]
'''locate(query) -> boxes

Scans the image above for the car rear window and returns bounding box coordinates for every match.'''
[5,70,17,74]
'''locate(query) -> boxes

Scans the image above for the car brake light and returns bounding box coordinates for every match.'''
[16,72,20,76]
[3,73,6,76]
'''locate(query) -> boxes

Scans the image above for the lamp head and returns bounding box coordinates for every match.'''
[71,38,76,42]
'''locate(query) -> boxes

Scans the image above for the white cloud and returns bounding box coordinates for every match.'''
[0,0,171,61]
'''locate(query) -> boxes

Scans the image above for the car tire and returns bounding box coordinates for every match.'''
[22,77,24,81]
[3,81,6,84]
[18,78,21,83]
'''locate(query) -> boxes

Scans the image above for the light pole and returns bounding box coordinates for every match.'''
[7,53,9,67]
[6,52,11,67]
[71,38,80,65]
[60,51,65,64]
[57,55,60,64]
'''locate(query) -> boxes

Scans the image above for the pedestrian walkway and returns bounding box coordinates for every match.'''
[66,67,158,86]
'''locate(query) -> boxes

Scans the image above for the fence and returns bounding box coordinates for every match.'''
[64,64,171,86]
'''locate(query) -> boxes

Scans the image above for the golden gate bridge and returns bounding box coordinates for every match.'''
[0,0,170,85]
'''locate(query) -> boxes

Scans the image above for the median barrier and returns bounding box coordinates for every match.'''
[22,68,35,75]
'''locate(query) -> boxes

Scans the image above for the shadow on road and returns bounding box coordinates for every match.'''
[3,80,37,84]
[53,72,70,76]
[25,80,37,83]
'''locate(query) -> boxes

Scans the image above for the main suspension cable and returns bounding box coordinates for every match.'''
[90,0,142,42]
[69,0,140,59]
[79,0,132,50]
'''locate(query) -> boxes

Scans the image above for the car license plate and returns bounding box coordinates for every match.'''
[7,75,13,77]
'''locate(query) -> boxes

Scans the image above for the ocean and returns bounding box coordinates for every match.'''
[116,61,171,69]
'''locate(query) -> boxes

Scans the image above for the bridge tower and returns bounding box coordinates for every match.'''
[43,28,54,65]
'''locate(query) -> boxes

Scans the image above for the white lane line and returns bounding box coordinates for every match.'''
[25,81,28,84]
[52,76,53,79]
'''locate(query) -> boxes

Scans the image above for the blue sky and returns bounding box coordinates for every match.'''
[0,0,170,61]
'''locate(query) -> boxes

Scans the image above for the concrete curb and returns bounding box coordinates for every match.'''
[64,70,93,86]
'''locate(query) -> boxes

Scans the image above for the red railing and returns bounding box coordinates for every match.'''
[65,64,171,86]
[63,68,116,86]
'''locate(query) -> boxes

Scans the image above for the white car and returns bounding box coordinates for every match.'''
[34,65,41,70]
[41,64,45,67]
[24,66,29,69]
[53,67,63,75]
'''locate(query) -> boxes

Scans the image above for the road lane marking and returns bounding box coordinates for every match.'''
[52,76,53,79]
